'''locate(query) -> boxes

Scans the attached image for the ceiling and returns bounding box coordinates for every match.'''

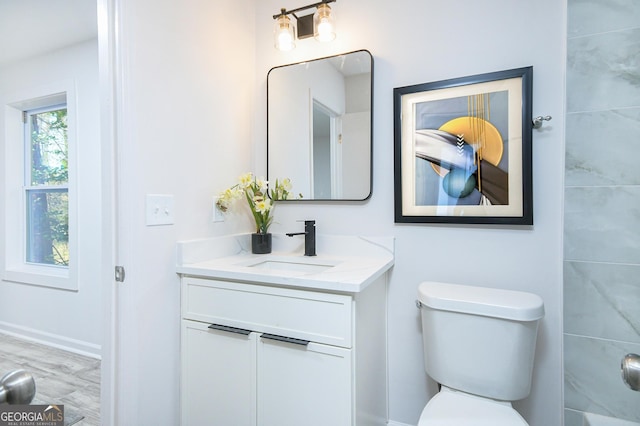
[0,0,97,68]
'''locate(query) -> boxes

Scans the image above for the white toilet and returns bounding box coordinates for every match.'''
[417,281,544,425]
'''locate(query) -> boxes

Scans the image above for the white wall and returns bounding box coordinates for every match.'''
[0,40,102,356]
[254,1,566,425]
[111,0,566,424]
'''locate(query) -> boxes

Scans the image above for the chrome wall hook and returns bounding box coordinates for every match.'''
[532,115,552,129]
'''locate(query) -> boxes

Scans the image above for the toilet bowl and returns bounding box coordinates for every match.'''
[417,281,544,425]
[417,387,528,426]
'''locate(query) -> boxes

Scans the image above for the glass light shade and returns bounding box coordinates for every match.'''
[274,14,296,51]
[313,3,335,42]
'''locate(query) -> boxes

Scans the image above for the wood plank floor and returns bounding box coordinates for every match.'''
[0,333,100,425]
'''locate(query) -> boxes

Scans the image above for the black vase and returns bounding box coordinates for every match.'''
[251,232,272,254]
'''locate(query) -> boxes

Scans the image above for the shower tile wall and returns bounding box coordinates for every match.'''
[563,0,640,424]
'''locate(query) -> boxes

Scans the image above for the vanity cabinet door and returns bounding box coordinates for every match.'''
[181,320,257,426]
[256,336,352,426]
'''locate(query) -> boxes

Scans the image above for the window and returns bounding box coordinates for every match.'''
[2,83,77,290]
[24,105,69,267]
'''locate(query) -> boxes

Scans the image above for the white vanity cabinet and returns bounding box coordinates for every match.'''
[180,275,388,426]
[181,320,256,426]
[257,335,352,425]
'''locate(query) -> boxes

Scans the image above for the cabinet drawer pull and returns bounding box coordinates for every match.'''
[208,323,252,335]
[261,333,310,346]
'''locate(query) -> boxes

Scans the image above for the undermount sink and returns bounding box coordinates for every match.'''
[247,259,336,274]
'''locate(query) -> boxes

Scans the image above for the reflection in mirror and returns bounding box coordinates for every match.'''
[267,50,373,201]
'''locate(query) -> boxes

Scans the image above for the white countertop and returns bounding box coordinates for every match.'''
[176,233,395,293]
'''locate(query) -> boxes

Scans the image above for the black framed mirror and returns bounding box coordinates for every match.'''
[267,49,373,201]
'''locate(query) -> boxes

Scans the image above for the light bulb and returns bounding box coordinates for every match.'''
[313,4,335,42]
[274,13,296,51]
[277,30,295,51]
[316,19,334,42]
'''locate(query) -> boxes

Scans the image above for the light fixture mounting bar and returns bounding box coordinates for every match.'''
[272,0,336,19]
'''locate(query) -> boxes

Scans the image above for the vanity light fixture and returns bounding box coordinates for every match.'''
[273,0,336,51]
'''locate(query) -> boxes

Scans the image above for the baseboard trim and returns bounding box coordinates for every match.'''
[388,421,414,426]
[0,321,101,359]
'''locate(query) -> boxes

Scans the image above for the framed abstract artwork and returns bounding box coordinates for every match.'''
[393,67,533,225]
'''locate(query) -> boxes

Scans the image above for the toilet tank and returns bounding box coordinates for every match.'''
[418,281,544,401]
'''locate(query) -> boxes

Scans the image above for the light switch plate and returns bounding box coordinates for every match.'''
[146,194,174,226]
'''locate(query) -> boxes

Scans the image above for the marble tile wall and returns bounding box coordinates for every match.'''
[564,0,640,424]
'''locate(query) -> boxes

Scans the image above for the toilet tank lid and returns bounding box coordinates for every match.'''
[418,281,544,321]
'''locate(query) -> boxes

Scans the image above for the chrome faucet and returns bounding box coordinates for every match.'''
[285,220,316,256]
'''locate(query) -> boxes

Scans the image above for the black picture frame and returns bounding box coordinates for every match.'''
[393,67,533,225]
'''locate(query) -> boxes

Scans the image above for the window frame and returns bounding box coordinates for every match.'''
[23,103,70,268]
[1,81,78,291]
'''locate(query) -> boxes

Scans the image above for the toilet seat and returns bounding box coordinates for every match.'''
[417,387,529,426]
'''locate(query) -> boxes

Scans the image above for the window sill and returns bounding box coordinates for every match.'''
[3,265,77,291]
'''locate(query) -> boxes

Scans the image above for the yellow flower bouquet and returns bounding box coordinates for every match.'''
[216,172,295,235]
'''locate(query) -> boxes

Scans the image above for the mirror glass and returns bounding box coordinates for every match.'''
[267,50,373,200]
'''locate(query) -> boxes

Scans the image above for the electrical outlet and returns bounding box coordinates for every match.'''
[146,194,175,226]
[212,197,225,222]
